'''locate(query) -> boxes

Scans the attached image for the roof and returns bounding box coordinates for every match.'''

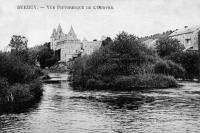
[51,25,79,41]
[169,25,200,37]
[143,39,158,48]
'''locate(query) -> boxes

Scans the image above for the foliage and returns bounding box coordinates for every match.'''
[0,52,43,104]
[168,51,200,79]
[9,35,28,52]
[113,74,177,90]
[0,52,40,84]
[37,42,58,68]
[1,80,43,103]
[198,31,200,80]
[68,32,179,90]
[156,37,185,57]
[154,59,185,78]
[0,78,9,98]
[101,37,113,47]
[0,54,43,103]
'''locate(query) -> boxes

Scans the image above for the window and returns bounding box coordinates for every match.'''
[185,39,191,43]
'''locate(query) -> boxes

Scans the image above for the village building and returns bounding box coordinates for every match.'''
[142,39,158,49]
[50,24,101,62]
[169,25,200,50]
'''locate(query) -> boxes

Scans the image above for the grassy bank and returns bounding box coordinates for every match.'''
[0,52,43,112]
[68,32,182,91]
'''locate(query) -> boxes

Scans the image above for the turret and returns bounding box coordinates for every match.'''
[57,24,63,40]
[50,28,57,50]
[67,26,78,40]
[57,24,62,33]
[51,28,57,38]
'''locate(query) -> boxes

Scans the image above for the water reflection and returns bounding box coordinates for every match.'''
[0,74,200,133]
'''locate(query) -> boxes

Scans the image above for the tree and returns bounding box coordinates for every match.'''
[198,31,200,81]
[9,35,28,52]
[37,42,57,68]
[8,35,30,63]
[101,37,113,47]
[156,37,185,57]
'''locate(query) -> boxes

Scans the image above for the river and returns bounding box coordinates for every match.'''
[0,73,200,133]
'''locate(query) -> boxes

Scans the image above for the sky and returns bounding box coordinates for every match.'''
[0,0,200,50]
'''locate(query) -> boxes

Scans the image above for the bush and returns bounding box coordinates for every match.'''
[168,51,200,79]
[86,79,106,90]
[156,38,185,57]
[154,59,185,78]
[113,74,178,90]
[9,84,31,101]
[0,78,9,98]
[37,42,58,68]
[29,80,43,98]
[0,51,43,105]
[0,53,39,84]
[69,32,179,90]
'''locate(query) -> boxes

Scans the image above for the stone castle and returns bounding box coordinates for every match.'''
[50,24,101,62]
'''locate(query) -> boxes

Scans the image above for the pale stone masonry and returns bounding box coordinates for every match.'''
[50,24,101,62]
[169,25,200,50]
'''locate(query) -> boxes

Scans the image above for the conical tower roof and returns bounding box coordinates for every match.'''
[67,26,78,40]
[68,26,75,35]
[51,28,57,38]
[57,24,62,33]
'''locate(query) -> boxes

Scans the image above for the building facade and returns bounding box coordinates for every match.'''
[50,24,101,62]
[169,25,200,50]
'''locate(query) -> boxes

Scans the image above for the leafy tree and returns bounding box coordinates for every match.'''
[9,35,28,52]
[198,31,200,81]
[168,51,199,80]
[8,35,31,64]
[156,38,185,57]
[37,42,57,68]
[101,37,113,47]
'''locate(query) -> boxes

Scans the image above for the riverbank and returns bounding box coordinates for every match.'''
[0,81,43,113]
[0,52,43,113]
[0,80,43,114]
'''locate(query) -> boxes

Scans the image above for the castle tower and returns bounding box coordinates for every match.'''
[50,28,57,50]
[57,24,63,40]
[67,26,78,40]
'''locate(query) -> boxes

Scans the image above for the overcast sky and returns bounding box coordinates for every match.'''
[0,0,200,50]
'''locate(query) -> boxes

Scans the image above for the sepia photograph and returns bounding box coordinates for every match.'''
[0,0,200,132]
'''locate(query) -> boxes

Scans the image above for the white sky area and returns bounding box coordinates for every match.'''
[0,0,200,50]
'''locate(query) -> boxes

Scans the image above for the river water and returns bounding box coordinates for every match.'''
[0,73,200,133]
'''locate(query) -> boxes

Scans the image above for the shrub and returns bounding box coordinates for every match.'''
[37,42,58,68]
[168,51,199,79]
[156,38,185,57]
[9,84,31,101]
[0,52,40,84]
[154,59,185,78]
[69,32,179,90]
[86,79,106,90]
[113,74,177,90]
[29,80,43,98]
[0,51,43,105]
[0,77,9,98]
